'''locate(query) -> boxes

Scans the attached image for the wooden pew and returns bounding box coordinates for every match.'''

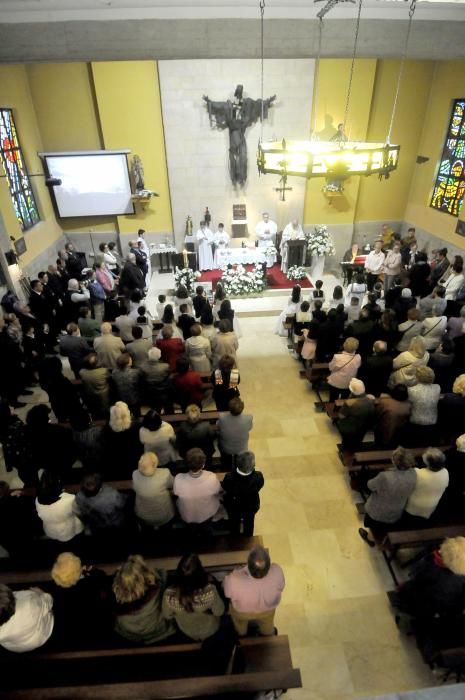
[0,537,262,585]
[347,445,451,474]
[0,635,302,699]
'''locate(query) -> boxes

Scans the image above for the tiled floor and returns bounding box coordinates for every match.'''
[236,315,434,700]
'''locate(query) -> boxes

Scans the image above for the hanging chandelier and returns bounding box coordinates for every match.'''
[257,0,417,182]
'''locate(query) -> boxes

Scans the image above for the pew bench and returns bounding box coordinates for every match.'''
[0,635,302,700]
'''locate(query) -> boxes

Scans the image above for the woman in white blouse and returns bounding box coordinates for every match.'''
[139,410,178,467]
[99,242,120,277]
[35,471,84,542]
[442,257,465,301]
[405,448,449,519]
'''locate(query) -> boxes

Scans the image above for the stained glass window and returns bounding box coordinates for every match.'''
[431,99,465,218]
[0,108,40,231]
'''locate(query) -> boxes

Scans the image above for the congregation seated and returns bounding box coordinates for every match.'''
[389,536,465,627]
[211,319,239,368]
[421,303,447,351]
[73,472,129,538]
[404,447,449,521]
[126,325,152,368]
[156,324,185,371]
[358,446,417,547]
[396,307,423,352]
[221,451,264,537]
[132,452,175,529]
[0,582,54,652]
[374,384,411,447]
[79,352,111,418]
[211,354,240,411]
[406,366,441,446]
[334,378,376,450]
[173,448,225,525]
[388,335,429,388]
[217,397,253,470]
[223,544,285,637]
[173,356,204,410]
[111,351,142,416]
[327,337,361,402]
[35,470,84,544]
[112,554,175,644]
[139,409,178,467]
[185,323,212,372]
[176,404,216,461]
[49,551,112,646]
[162,552,225,641]
[359,340,393,397]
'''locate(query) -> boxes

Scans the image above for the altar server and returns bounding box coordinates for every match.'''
[213,223,230,268]
[196,221,214,271]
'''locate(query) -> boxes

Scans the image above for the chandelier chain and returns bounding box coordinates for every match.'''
[343,0,363,136]
[260,0,265,142]
[312,17,323,138]
[386,0,416,144]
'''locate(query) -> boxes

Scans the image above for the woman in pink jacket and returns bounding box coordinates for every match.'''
[327,337,362,402]
[95,261,115,294]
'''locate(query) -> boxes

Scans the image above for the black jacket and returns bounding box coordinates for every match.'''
[221,470,264,514]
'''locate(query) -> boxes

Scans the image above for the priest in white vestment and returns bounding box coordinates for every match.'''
[196,221,214,271]
[213,223,230,268]
[280,220,305,273]
[255,212,277,268]
[255,212,277,246]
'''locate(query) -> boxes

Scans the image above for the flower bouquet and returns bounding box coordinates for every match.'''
[174,267,201,293]
[220,264,266,297]
[287,265,307,281]
[305,225,336,257]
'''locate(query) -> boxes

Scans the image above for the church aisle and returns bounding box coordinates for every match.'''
[236,317,433,700]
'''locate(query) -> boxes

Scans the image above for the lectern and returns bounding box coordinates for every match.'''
[287,240,306,268]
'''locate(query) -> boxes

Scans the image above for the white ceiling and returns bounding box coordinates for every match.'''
[0,0,464,22]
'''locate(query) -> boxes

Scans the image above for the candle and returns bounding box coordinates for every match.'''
[182,248,188,268]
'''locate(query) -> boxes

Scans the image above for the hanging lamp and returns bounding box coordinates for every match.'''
[257,0,417,181]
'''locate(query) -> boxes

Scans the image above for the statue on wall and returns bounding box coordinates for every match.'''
[131,154,145,192]
[203,85,276,187]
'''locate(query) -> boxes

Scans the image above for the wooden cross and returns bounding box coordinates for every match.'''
[274,163,293,202]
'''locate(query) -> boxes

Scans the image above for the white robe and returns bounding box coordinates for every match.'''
[213,230,230,268]
[196,228,214,271]
[255,219,277,247]
[280,223,305,273]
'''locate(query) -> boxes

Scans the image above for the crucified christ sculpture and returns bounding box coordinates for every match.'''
[203,84,276,187]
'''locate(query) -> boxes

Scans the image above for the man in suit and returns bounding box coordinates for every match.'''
[28,279,56,351]
[119,253,145,296]
[64,242,85,279]
[221,451,264,536]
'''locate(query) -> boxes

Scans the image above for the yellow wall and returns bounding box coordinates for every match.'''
[356,60,434,221]
[0,65,62,267]
[405,60,465,247]
[303,59,377,225]
[26,63,117,235]
[91,61,173,235]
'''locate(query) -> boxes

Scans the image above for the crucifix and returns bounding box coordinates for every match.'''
[203,85,276,187]
[274,162,293,202]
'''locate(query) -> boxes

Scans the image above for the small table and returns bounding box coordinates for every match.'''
[150,245,178,274]
[215,247,270,267]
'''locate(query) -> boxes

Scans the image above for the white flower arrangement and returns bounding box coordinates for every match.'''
[174,267,201,293]
[265,245,278,256]
[287,265,307,280]
[220,263,266,297]
[306,225,336,257]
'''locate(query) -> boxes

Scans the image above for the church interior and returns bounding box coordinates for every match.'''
[1,1,465,699]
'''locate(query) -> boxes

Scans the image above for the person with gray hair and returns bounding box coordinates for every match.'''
[0,583,54,652]
[405,447,449,519]
[421,303,447,351]
[140,347,172,413]
[93,322,125,369]
[221,452,264,536]
[223,545,285,636]
[359,339,393,396]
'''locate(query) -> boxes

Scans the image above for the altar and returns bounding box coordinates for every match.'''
[216,247,274,268]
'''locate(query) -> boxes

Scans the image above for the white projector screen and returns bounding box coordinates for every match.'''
[43,152,134,217]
